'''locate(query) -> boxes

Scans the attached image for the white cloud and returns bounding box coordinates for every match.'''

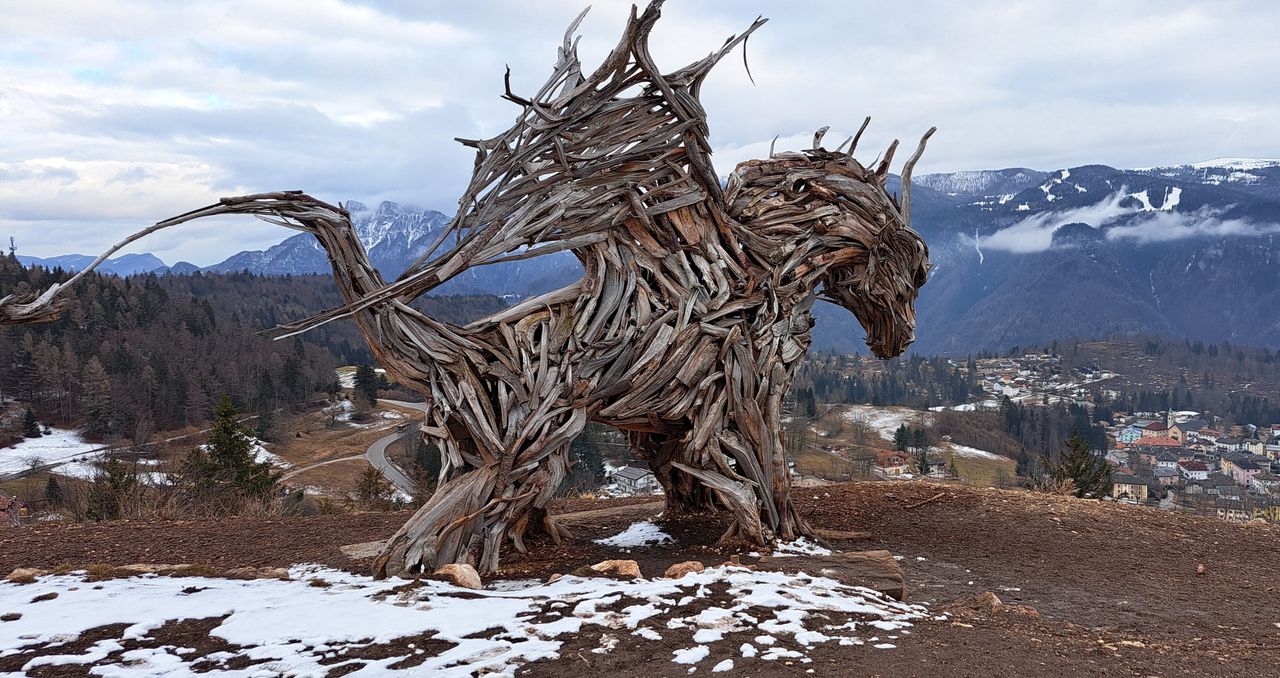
[973,191,1132,253]
[1105,207,1280,244]
[971,193,1280,253]
[2,0,1280,263]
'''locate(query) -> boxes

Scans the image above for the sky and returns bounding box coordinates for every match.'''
[3,0,1279,265]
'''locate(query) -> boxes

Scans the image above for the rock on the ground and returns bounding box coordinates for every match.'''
[945,591,1040,619]
[664,560,705,579]
[755,550,905,601]
[6,567,45,583]
[433,563,482,589]
[340,540,387,559]
[572,559,641,580]
[224,566,291,580]
[117,564,194,575]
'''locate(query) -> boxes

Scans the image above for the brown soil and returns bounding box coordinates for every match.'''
[272,404,405,469]
[283,457,375,495]
[4,481,1280,676]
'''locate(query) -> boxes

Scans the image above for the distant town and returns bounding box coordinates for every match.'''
[926,352,1280,524]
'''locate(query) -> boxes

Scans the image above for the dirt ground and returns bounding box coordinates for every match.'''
[4,481,1280,676]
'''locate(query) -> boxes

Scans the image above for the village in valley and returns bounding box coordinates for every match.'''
[723,347,1280,527]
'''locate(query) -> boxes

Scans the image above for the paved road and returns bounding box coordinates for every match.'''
[363,399,430,498]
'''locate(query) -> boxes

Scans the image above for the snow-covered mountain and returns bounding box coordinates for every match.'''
[207,201,450,277]
[15,157,1280,354]
[15,252,168,276]
[1132,158,1280,201]
[914,168,1048,197]
[206,200,578,296]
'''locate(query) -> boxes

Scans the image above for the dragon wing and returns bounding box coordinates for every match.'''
[2,2,763,334]
[275,1,765,335]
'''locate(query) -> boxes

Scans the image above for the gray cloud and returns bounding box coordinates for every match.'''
[969,193,1280,253]
[1105,207,1280,244]
[3,0,1280,264]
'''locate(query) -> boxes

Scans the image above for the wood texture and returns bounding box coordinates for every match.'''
[0,1,933,578]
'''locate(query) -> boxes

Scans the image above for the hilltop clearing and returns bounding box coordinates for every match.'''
[3,482,1278,675]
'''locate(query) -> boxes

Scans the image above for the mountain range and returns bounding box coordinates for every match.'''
[13,158,1280,355]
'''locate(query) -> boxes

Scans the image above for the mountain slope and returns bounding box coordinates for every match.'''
[16,158,1280,355]
[16,252,167,276]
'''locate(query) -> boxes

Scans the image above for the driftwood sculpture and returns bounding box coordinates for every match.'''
[0,2,933,577]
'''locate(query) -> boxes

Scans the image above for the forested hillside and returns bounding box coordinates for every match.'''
[0,255,506,444]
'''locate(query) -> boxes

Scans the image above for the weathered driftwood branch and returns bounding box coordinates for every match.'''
[0,1,933,578]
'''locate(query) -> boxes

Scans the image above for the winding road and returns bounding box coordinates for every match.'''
[360,399,429,498]
[281,399,427,497]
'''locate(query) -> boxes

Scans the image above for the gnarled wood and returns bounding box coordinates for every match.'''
[0,1,933,578]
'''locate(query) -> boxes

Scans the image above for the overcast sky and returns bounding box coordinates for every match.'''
[4,0,1279,264]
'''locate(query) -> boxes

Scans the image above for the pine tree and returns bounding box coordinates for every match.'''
[22,408,41,438]
[87,456,137,521]
[82,357,113,437]
[893,424,910,452]
[354,364,379,408]
[1048,431,1113,499]
[45,476,63,507]
[355,465,394,509]
[179,395,279,499]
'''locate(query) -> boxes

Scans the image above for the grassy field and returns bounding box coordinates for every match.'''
[942,447,1017,487]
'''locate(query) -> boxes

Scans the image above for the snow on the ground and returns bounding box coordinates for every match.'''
[330,400,405,429]
[47,460,172,484]
[947,444,1008,462]
[593,520,674,547]
[1,564,927,676]
[771,538,833,557]
[335,367,388,389]
[840,405,929,442]
[928,400,998,413]
[250,440,287,467]
[197,438,288,468]
[0,428,103,476]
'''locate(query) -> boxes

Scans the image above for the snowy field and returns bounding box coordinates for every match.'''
[1,564,930,676]
[0,428,103,476]
[0,428,288,481]
[838,405,1011,463]
[948,444,1008,462]
[840,405,927,442]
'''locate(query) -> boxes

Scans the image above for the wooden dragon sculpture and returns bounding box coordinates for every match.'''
[0,2,933,577]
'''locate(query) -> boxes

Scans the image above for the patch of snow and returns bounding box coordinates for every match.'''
[0,428,103,475]
[713,658,734,672]
[673,645,710,664]
[772,538,833,557]
[1015,203,1030,211]
[1128,189,1154,211]
[2,563,927,676]
[249,440,287,467]
[594,520,674,548]
[1190,157,1280,171]
[841,405,929,442]
[947,444,1008,462]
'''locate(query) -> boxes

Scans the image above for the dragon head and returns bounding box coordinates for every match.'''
[726,124,934,359]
